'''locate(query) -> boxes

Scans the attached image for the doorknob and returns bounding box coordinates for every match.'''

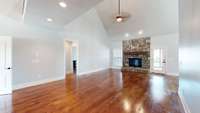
[6,67,12,70]
[162,59,166,63]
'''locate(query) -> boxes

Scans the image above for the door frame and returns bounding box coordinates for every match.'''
[151,48,167,74]
[64,39,79,75]
[0,36,12,95]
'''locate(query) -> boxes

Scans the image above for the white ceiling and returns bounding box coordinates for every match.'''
[24,0,102,30]
[95,0,179,39]
[0,0,23,19]
[0,0,103,30]
[0,0,179,38]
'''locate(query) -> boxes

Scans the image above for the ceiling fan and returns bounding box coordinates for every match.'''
[115,0,130,23]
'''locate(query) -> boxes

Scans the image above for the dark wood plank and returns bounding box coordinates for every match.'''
[0,69,184,113]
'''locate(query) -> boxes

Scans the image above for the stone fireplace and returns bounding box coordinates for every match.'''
[122,37,150,73]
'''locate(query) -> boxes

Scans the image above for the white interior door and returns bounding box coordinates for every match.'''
[0,36,12,95]
[152,48,166,74]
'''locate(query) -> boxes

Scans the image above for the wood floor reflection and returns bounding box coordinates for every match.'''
[0,69,184,113]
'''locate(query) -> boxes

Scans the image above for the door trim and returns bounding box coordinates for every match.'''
[0,36,12,95]
[151,48,167,74]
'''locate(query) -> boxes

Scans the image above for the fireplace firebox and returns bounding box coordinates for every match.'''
[129,58,142,68]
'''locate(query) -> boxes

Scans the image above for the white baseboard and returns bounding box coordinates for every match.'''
[150,71,179,76]
[66,71,73,75]
[110,66,122,69]
[166,73,179,76]
[13,76,65,91]
[77,68,108,76]
[178,91,191,113]
[13,68,109,90]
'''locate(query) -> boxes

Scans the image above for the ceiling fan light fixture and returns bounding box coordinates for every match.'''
[116,16,123,22]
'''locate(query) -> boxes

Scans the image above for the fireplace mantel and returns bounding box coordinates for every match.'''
[123,51,149,55]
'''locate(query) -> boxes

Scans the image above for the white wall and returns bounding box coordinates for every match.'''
[179,0,200,113]
[110,33,179,76]
[151,33,179,76]
[0,15,65,89]
[61,8,110,75]
[0,8,111,89]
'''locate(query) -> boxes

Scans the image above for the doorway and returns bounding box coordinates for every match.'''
[152,48,166,74]
[0,36,12,95]
[64,40,78,75]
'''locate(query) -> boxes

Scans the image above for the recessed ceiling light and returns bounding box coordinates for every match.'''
[46,18,53,22]
[59,2,67,8]
[125,33,130,37]
[138,30,144,35]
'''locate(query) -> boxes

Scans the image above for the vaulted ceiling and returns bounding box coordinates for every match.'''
[0,0,179,38]
[0,0,103,30]
[95,0,179,39]
[0,0,23,19]
[24,0,102,30]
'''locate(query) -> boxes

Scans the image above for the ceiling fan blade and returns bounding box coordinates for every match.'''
[121,12,131,18]
[122,15,130,19]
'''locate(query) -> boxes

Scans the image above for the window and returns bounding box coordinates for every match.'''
[112,49,122,67]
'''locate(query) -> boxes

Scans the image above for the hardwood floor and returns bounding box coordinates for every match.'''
[0,69,184,113]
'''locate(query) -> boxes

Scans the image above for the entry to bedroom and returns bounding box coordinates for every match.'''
[64,40,78,75]
[0,36,12,95]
